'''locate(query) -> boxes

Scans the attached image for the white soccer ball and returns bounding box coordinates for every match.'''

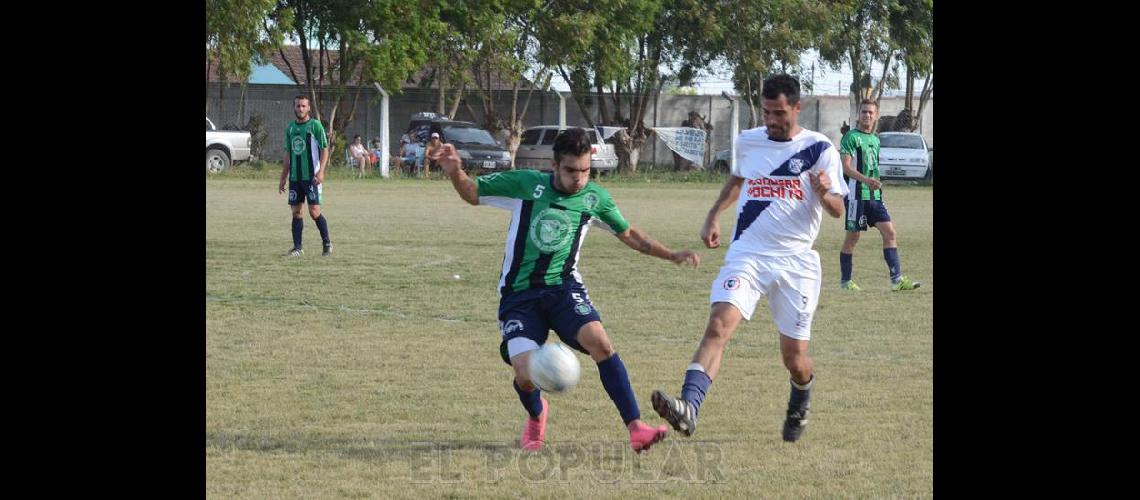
[527,342,581,393]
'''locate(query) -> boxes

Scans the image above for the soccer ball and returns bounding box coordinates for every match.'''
[527,342,581,393]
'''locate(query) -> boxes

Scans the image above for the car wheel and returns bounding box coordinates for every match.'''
[206,148,230,173]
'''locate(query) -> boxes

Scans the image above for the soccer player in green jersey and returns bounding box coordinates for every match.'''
[431,128,700,453]
[278,95,333,257]
[838,99,919,291]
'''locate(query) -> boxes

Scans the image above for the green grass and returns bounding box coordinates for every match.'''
[206,169,933,498]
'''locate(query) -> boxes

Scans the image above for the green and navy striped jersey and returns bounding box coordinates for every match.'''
[284,119,328,182]
[839,129,881,201]
[476,170,630,295]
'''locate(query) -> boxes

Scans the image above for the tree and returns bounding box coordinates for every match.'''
[716,0,831,129]
[206,0,292,124]
[817,0,896,121]
[269,0,443,158]
[537,0,723,172]
[889,0,933,132]
[436,1,548,166]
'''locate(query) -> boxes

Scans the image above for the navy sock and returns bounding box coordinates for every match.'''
[291,217,303,249]
[314,214,331,246]
[884,247,901,282]
[681,367,712,417]
[789,375,814,410]
[840,252,854,282]
[597,353,640,425]
[514,380,543,419]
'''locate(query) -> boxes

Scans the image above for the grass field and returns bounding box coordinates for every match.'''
[206,168,933,498]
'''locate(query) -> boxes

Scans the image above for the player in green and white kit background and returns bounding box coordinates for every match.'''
[431,128,700,453]
[838,99,919,291]
[278,94,333,257]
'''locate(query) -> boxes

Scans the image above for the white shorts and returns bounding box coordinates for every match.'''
[709,250,822,340]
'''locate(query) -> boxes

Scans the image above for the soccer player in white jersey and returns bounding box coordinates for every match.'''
[651,74,848,442]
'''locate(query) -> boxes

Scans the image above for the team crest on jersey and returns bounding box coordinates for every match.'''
[529,208,573,253]
[723,276,743,290]
[500,319,524,336]
[291,136,306,154]
[574,303,592,316]
[788,158,805,174]
[583,192,599,210]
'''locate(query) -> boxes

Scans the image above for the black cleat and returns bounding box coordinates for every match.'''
[651,390,697,437]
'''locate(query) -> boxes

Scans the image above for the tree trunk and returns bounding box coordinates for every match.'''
[914,73,933,132]
[238,82,248,126]
[612,129,644,174]
[219,83,226,126]
[447,80,464,120]
[871,50,893,103]
[206,54,213,114]
[744,76,758,129]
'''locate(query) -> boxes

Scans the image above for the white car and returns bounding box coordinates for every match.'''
[206,117,251,173]
[514,126,619,173]
[878,132,932,181]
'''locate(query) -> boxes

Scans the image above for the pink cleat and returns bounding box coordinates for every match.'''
[520,397,549,452]
[628,420,668,453]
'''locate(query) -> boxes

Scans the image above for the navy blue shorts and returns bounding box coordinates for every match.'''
[497,281,602,365]
[287,180,322,206]
[844,198,891,232]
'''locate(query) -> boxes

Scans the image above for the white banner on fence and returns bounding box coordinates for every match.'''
[652,127,706,164]
[596,126,624,141]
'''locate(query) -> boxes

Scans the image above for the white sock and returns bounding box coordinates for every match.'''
[791,374,814,390]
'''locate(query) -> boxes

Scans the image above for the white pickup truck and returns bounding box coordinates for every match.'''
[206,116,251,173]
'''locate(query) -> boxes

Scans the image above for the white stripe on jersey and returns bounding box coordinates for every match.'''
[845,178,859,226]
[479,196,524,293]
[309,134,322,175]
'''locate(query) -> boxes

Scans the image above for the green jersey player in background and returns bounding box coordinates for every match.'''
[838,99,920,291]
[278,94,333,257]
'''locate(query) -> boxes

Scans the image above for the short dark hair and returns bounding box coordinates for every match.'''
[553,128,592,163]
[294,94,310,103]
[860,98,878,109]
[761,74,801,105]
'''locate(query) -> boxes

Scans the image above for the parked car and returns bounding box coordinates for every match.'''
[514,126,618,173]
[712,148,731,172]
[878,132,932,181]
[205,116,251,173]
[404,115,512,172]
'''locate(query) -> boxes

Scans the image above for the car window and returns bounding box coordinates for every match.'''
[540,129,558,145]
[407,123,433,143]
[587,130,599,144]
[880,134,925,149]
[444,125,497,146]
[520,129,542,146]
[206,119,212,131]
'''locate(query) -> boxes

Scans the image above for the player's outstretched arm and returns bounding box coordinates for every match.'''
[616,225,700,267]
[701,175,744,248]
[432,143,479,205]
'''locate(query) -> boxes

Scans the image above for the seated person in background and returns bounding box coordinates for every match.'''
[401,137,421,172]
[371,138,383,165]
[349,135,372,178]
[423,132,443,179]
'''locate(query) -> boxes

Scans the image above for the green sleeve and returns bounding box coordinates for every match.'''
[593,189,630,234]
